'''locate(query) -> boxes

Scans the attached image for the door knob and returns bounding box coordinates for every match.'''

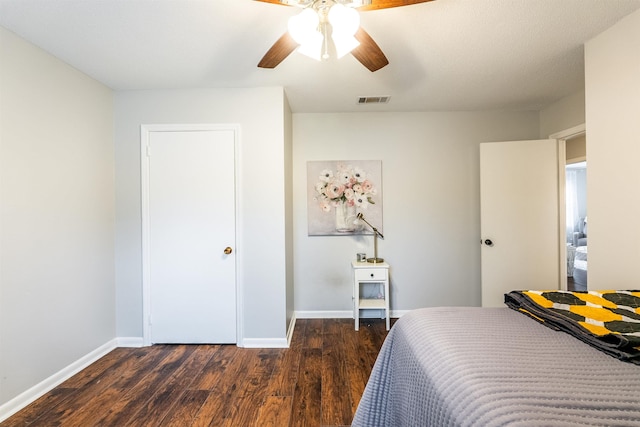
[484,239,494,246]
[224,247,233,254]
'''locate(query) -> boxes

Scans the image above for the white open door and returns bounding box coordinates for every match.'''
[142,125,238,344]
[480,139,561,307]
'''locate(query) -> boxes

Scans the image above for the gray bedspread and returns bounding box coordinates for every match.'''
[352,307,640,426]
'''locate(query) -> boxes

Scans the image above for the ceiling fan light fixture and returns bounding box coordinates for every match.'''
[297,31,324,60]
[288,8,324,60]
[328,3,360,58]
[332,33,360,58]
[328,3,360,35]
[288,8,319,44]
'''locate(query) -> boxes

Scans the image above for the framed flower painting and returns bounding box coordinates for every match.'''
[307,160,383,236]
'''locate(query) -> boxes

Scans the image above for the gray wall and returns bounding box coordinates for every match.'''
[539,90,585,138]
[113,87,291,345]
[292,111,540,315]
[0,27,114,406]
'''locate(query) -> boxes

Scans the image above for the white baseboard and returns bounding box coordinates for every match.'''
[295,310,353,319]
[242,337,289,348]
[295,310,408,319]
[0,339,118,423]
[116,337,145,347]
[391,310,410,318]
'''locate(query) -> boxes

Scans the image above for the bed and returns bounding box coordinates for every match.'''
[573,246,588,290]
[353,291,640,426]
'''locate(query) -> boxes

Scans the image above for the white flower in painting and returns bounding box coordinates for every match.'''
[319,199,332,212]
[318,169,333,182]
[314,164,377,214]
[353,167,366,181]
[353,193,370,208]
[338,171,352,185]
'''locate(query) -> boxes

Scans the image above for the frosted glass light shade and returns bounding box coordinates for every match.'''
[288,9,319,44]
[297,31,324,60]
[288,8,323,61]
[328,4,360,58]
[332,33,360,58]
[328,4,360,36]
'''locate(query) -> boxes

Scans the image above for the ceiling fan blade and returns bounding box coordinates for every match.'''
[351,27,389,72]
[258,32,299,69]
[357,0,435,11]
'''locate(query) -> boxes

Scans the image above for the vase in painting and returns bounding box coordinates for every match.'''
[335,201,356,232]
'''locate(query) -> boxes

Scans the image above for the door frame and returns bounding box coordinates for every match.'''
[550,123,586,291]
[140,123,244,346]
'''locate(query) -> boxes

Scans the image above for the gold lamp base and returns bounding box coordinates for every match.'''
[367,257,384,263]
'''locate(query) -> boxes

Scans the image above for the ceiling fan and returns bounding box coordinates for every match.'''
[256,0,434,72]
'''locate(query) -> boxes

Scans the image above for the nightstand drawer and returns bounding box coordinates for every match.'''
[355,268,388,281]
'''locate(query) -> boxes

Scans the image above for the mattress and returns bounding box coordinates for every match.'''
[574,246,588,269]
[352,307,640,426]
[574,246,588,288]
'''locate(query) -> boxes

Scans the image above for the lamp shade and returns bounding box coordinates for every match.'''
[328,4,360,36]
[328,4,360,58]
[288,8,323,60]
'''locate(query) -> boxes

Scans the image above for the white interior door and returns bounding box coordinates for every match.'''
[480,139,560,307]
[143,126,237,344]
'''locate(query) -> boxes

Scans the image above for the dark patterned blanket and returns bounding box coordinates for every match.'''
[505,290,640,364]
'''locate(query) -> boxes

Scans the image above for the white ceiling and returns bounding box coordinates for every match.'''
[1,0,639,113]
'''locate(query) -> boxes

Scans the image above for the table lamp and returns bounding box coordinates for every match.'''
[356,212,384,263]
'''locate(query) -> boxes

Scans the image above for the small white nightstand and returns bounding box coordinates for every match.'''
[352,260,390,331]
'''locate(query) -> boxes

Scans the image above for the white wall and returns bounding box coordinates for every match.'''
[0,27,114,406]
[293,111,539,314]
[539,90,586,138]
[113,87,291,344]
[585,9,640,289]
[284,96,295,331]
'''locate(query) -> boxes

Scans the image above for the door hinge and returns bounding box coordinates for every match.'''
[146,145,151,157]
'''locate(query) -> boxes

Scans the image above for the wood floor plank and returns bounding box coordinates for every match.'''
[221,349,281,426]
[123,345,218,426]
[263,337,302,398]
[59,347,129,389]
[289,347,322,427]
[303,318,323,349]
[192,349,258,426]
[23,346,172,426]
[188,345,236,391]
[189,391,225,427]
[159,390,210,427]
[321,320,353,426]
[255,395,293,427]
[90,345,197,426]
[0,388,77,426]
[343,325,376,414]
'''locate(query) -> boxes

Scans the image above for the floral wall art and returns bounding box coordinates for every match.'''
[307,160,383,236]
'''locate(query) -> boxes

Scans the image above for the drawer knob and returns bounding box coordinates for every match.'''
[370,273,374,277]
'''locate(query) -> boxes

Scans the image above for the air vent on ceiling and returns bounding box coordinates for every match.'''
[357,96,390,105]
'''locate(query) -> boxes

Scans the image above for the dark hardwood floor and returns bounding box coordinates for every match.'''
[1,318,393,427]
